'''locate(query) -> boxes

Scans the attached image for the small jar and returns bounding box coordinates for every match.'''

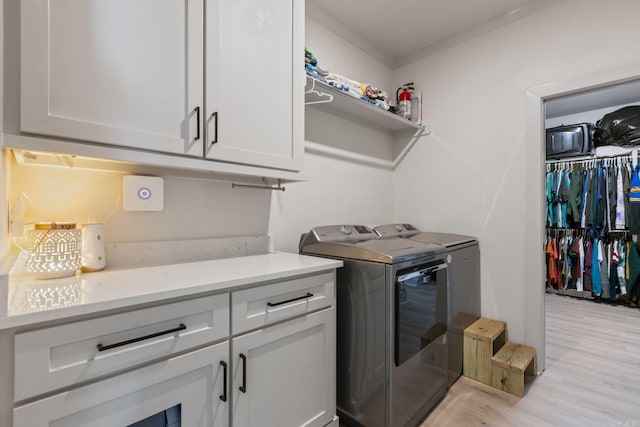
[81,224,106,272]
[25,222,82,279]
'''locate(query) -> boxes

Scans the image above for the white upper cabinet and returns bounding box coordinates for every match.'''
[18,0,304,174]
[20,0,204,157]
[205,0,304,171]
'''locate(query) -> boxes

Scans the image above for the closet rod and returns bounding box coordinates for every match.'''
[546,153,631,164]
[231,178,286,192]
[545,148,638,165]
[546,227,631,233]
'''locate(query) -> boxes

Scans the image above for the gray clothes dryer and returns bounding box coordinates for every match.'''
[374,224,481,388]
[299,225,449,427]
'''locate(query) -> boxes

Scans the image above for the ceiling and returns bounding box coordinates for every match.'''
[307,0,566,69]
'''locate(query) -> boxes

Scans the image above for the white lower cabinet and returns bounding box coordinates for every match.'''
[232,308,336,427]
[13,342,229,427]
[9,270,337,427]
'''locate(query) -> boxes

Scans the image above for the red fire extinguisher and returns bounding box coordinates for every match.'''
[396,82,414,120]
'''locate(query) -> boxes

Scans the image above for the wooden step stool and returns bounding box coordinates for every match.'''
[490,341,536,397]
[463,318,507,385]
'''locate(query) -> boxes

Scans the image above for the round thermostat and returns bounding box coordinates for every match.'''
[138,187,152,200]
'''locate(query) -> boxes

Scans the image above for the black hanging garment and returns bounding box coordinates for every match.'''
[628,164,640,234]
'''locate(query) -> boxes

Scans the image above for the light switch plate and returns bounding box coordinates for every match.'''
[123,176,164,212]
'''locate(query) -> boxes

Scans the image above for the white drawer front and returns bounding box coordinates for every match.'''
[14,293,229,401]
[232,272,335,334]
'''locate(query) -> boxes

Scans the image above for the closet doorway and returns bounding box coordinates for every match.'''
[526,61,640,373]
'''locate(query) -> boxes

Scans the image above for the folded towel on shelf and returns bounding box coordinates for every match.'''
[328,81,350,92]
[306,68,326,82]
[359,96,377,105]
[343,88,364,100]
[305,47,318,70]
[308,62,392,112]
[316,67,329,77]
[325,73,363,91]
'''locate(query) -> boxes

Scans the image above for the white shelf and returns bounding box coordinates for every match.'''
[305,76,425,135]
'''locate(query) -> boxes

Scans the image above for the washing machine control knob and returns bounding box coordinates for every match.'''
[340,225,353,235]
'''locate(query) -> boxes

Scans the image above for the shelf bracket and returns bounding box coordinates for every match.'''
[305,78,334,106]
[392,126,428,168]
[232,178,286,192]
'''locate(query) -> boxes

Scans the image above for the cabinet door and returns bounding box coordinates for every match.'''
[205,0,304,171]
[21,0,204,156]
[232,308,335,427]
[13,342,229,427]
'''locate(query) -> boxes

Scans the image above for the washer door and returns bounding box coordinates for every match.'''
[393,261,448,426]
[394,261,448,366]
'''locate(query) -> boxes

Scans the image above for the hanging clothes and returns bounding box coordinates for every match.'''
[545,154,637,303]
[610,241,621,301]
[616,240,627,296]
[592,238,602,296]
[601,241,611,299]
[628,164,640,234]
[581,170,591,228]
[583,239,593,292]
[615,165,626,229]
[627,242,640,304]
[547,172,555,227]
[607,165,617,233]
[596,167,607,232]
[577,236,585,292]
[546,236,557,289]
[568,167,583,226]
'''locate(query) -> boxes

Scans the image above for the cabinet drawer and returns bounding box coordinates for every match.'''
[14,294,229,401]
[232,271,335,334]
[13,343,228,427]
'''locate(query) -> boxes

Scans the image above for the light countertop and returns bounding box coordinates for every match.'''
[1,252,342,331]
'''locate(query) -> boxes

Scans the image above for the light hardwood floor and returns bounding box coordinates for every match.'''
[421,293,640,427]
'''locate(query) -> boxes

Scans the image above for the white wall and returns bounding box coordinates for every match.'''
[392,0,640,356]
[0,151,7,261]
[269,17,396,253]
[0,0,6,263]
[8,158,271,244]
[305,17,393,97]
[1,13,396,257]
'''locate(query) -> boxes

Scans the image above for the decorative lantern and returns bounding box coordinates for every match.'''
[25,222,82,279]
